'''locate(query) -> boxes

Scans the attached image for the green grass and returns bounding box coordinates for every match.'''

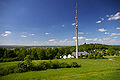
[104,56,120,59]
[0,57,120,80]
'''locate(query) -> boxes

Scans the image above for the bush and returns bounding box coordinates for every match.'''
[60,62,70,68]
[70,62,80,68]
[51,61,60,69]
[38,61,51,70]
[24,55,32,68]
[88,53,93,59]
[0,61,81,76]
[80,53,83,59]
[93,55,96,59]
[0,57,19,62]
[14,62,28,73]
[96,53,102,59]
[85,54,88,58]
[31,61,52,71]
[0,68,9,76]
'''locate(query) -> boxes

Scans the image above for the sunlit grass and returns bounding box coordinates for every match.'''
[0,57,120,80]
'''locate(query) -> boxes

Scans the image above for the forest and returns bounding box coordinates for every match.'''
[0,43,120,62]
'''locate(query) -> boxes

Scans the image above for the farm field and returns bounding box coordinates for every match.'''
[0,57,120,80]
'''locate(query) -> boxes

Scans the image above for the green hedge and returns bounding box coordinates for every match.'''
[0,57,20,62]
[0,61,81,76]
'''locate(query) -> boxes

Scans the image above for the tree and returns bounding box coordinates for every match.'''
[80,53,82,59]
[55,48,65,58]
[52,47,59,58]
[107,47,116,56]
[70,47,75,52]
[24,55,32,68]
[37,49,46,60]
[31,48,38,60]
[18,48,27,60]
[3,50,16,58]
[0,48,6,58]
[65,48,71,55]
[46,48,54,59]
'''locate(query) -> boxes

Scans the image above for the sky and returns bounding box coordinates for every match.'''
[0,0,120,46]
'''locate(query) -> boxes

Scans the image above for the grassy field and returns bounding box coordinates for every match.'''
[0,57,120,80]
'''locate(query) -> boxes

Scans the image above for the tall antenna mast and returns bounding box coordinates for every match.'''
[76,3,78,58]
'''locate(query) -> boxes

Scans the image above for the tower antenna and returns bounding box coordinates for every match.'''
[75,2,78,58]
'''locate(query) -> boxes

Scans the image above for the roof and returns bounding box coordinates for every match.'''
[72,51,88,56]
[97,51,103,53]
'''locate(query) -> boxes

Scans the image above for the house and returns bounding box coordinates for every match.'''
[97,51,103,53]
[68,54,74,58]
[62,54,74,59]
[63,55,67,59]
[71,51,88,57]
[97,51,104,55]
[119,51,120,53]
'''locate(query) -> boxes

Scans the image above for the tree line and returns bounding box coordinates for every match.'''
[0,43,120,62]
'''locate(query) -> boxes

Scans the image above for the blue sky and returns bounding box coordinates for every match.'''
[0,0,120,46]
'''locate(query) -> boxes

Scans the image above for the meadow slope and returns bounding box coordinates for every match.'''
[0,57,120,80]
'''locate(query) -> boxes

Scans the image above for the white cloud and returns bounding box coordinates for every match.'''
[1,31,11,37]
[85,38,97,41]
[45,32,50,35]
[49,39,55,42]
[103,38,110,41]
[21,35,27,38]
[1,34,9,37]
[62,24,64,27]
[29,34,35,36]
[59,39,68,43]
[78,37,85,39]
[98,28,107,32]
[108,12,120,20]
[106,15,109,17]
[104,32,109,34]
[116,27,120,30]
[109,39,120,45]
[111,33,120,36]
[96,21,102,23]
[73,36,85,40]
[72,23,76,26]
[98,39,103,42]
[78,32,84,34]
[113,37,118,38]
[5,31,11,34]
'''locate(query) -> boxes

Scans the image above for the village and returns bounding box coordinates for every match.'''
[61,49,120,59]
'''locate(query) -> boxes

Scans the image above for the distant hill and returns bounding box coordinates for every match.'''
[0,45,63,49]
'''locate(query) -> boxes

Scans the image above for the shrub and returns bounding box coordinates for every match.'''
[85,54,88,58]
[60,62,70,68]
[0,68,9,76]
[80,53,83,59]
[0,57,19,62]
[14,62,28,73]
[88,53,93,59]
[24,55,32,68]
[38,61,51,70]
[51,61,60,69]
[0,61,81,76]
[96,53,101,59]
[70,62,80,68]
[93,55,96,59]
